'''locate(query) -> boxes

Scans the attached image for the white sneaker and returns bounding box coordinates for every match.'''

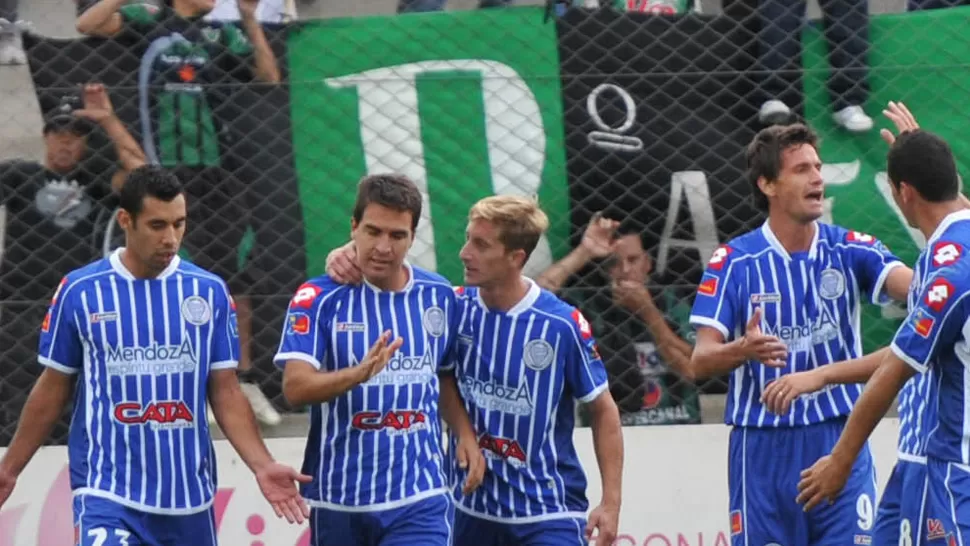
[833,105,873,133]
[0,19,25,66]
[758,99,791,126]
[240,382,283,426]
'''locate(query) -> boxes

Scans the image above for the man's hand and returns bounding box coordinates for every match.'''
[761,369,825,415]
[739,308,788,368]
[237,0,259,18]
[454,434,485,495]
[254,462,312,524]
[356,330,404,381]
[796,452,853,511]
[581,212,619,259]
[585,502,619,545]
[0,467,16,509]
[611,280,652,314]
[880,101,919,146]
[326,243,362,285]
[73,83,116,125]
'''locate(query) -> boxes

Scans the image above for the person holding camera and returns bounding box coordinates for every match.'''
[0,83,145,446]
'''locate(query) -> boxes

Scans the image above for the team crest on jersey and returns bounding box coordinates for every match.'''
[707,245,732,270]
[924,277,955,312]
[181,296,211,326]
[202,27,221,43]
[291,283,322,309]
[819,269,846,300]
[847,231,875,244]
[422,306,445,337]
[523,339,555,371]
[932,241,963,267]
[698,274,718,296]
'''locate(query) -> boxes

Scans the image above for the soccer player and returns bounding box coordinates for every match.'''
[326,195,625,546]
[274,174,485,546]
[0,166,309,545]
[688,122,912,545]
[797,123,970,541]
[760,102,946,546]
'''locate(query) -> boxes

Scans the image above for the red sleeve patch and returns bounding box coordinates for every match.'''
[51,277,67,305]
[707,245,732,271]
[698,274,718,296]
[932,242,963,268]
[290,283,322,309]
[924,277,955,313]
[454,286,465,295]
[847,231,875,244]
[571,309,593,340]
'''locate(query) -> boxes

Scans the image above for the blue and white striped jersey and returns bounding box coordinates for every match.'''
[896,245,937,460]
[891,210,970,465]
[273,265,456,511]
[689,222,903,428]
[38,249,238,515]
[448,281,609,522]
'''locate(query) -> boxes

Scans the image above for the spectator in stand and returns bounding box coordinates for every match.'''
[206,0,293,22]
[536,215,701,425]
[755,0,873,133]
[398,0,511,12]
[0,0,23,65]
[76,0,284,427]
[0,84,145,446]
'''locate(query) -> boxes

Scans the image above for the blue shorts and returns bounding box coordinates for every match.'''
[729,419,877,546]
[309,492,454,546]
[453,509,588,546]
[73,495,217,546]
[873,458,930,546]
[923,458,970,544]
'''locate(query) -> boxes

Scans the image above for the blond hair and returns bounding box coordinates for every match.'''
[468,195,549,260]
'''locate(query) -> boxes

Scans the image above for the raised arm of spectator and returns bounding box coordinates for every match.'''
[75,0,127,37]
[535,213,617,292]
[612,280,694,380]
[73,84,146,192]
[238,0,281,83]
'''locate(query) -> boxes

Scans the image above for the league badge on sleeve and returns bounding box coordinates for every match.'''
[910,309,935,339]
[698,274,718,297]
[288,313,311,335]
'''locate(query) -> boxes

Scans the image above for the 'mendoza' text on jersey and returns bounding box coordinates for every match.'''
[38,250,238,514]
[689,222,903,428]
[273,266,457,511]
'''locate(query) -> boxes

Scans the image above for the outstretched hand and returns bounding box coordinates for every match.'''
[880,101,919,146]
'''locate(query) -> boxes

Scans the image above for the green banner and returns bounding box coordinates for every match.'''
[804,6,970,350]
[287,7,569,283]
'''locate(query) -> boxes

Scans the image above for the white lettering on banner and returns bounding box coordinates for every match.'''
[586,83,643,152]
[875,172,927,250]
[325,61,553,278]
[656,171,719,277]
[0,421,901,545]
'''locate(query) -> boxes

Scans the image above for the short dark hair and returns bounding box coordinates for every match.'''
[119,165,184,219]
[887,130,959,203]
[352,174,423,231]
[745,123,819,211]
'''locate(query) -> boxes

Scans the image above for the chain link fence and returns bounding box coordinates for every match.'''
[1,0,965,444]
